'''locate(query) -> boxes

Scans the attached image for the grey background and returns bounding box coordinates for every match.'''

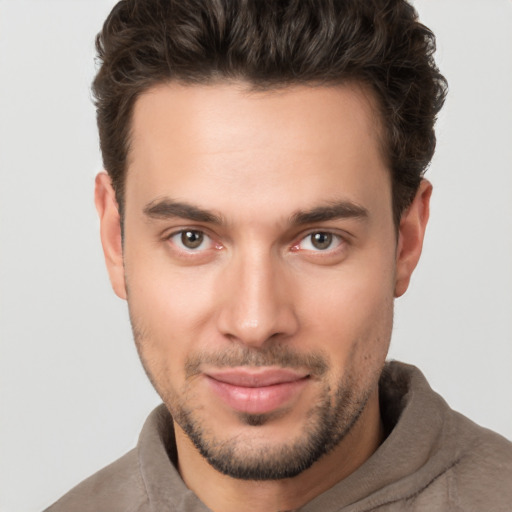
[0,1,511,510]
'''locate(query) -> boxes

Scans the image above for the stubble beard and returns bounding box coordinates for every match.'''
[172,371,371,480]
[131,321,377,481]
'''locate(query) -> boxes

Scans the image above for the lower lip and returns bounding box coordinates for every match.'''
[206,376,309,415]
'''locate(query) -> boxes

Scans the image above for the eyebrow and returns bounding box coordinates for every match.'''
[143,198,223,224]
[290,201,369,225]
[143,198,368,226]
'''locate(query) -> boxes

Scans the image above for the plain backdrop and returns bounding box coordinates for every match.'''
[0,1,511,511]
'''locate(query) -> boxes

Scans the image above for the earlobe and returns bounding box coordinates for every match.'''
[394,179,432,298]
[94,172,127,300]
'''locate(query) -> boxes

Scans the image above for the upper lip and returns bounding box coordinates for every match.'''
[205,368,309,387]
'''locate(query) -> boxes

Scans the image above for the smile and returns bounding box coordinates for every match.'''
[205,368,310,415]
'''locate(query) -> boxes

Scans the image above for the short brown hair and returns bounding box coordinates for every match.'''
[92,0,447,225]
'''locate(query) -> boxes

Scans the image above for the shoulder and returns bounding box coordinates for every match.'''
[378,362,512,511]
[409,417,512,511]
[44,448,149,512]
[449,413,512,508]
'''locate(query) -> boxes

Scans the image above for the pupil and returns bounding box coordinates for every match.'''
[182,230,203,249]
[312,232,332,250]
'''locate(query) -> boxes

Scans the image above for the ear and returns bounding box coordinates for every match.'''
[94,172,127,300]
[394,179,432,298]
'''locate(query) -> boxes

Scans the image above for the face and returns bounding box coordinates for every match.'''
[97,82,428,480]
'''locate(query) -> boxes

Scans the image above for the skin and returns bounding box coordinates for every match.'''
[95,82,431,512]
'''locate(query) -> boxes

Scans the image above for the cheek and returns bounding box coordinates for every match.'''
[125,229,219,325]
[296,255,395,372]
[124,251,220,389]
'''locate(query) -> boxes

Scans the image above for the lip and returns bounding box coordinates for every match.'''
[205,368,310,415]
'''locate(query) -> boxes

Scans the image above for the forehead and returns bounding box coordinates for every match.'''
[125,82,390,224]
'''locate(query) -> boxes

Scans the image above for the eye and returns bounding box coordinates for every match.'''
[297,231,343,251]
[169,230,213,251]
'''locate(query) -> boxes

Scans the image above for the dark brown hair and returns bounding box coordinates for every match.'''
[92,0,447,225]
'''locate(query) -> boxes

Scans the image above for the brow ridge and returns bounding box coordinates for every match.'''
[143,198,368,226]
[290,201,369,225]
[143,198,223,224]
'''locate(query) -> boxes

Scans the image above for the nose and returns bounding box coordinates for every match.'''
[216,249,299,348]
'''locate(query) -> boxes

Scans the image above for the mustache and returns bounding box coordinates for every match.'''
[185,344,328,379]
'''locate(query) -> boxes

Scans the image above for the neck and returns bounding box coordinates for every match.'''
[175,387,384,512]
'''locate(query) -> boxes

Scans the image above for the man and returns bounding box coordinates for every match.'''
[46,0,512,510]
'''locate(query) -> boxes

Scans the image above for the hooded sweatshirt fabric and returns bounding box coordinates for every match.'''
[45,361,512,511]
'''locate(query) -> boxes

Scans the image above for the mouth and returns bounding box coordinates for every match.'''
[204,367,311,415]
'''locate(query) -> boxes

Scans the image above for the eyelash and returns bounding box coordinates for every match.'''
[165,229,219,253]
[165,228,346,256]
[292,231,345,253]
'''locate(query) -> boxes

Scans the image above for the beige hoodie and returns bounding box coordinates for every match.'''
[44,362,512,512]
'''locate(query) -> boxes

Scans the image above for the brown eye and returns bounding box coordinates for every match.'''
[180,230,204,249]
[310,232,333,250]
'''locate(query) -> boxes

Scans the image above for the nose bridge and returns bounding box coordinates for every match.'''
[217,245,297,346]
